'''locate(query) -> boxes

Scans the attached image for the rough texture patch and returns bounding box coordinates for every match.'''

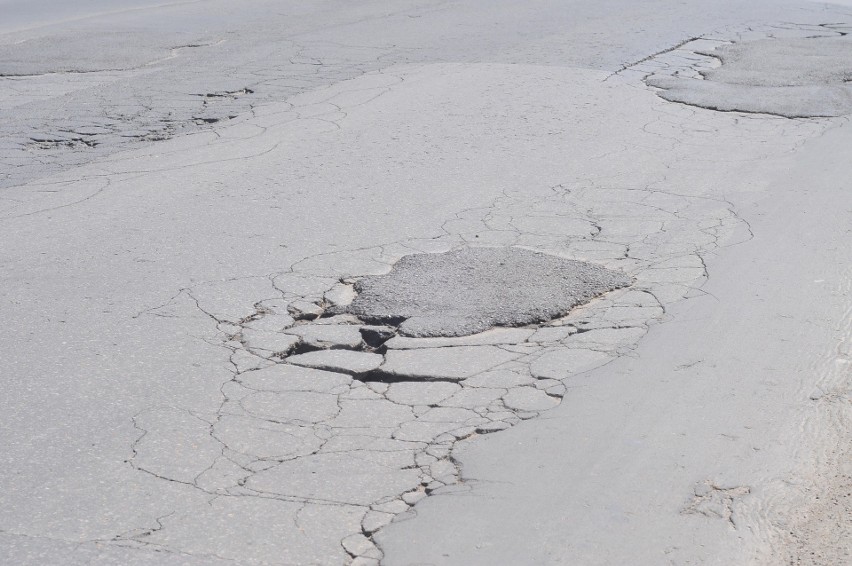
[345,247,632,337]
[648,37,852,117]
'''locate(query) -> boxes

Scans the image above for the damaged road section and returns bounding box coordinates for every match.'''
[130,164,752,563]
[130,246,646,563]
[342,247,632,337]
[638,22,852,117]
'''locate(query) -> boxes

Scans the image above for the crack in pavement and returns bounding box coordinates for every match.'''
[126,164,781,562]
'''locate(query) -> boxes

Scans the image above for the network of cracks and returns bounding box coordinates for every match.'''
[129,178,757,563]
[122,20,852,565]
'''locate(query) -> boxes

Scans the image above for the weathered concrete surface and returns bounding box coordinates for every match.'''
[1,1,851,565]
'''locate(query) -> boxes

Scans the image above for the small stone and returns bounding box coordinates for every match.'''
[287,350,383,375]
[350,558,380,566]
[503,387,560,412]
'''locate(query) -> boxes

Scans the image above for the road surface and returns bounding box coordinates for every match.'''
[1,1,850,564]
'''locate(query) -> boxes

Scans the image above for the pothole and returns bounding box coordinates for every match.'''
[233,248,634,384]
[647,35,852,117]
[339,247,633,338]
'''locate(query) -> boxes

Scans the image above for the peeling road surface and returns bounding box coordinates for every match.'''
[1,1,851,565]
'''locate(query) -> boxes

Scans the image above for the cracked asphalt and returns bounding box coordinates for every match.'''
[1,1,851,565]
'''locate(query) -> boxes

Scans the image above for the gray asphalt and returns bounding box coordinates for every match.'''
[346,248,632,337]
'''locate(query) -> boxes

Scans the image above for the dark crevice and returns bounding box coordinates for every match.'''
[193,88,255,98]
[359,326,395,348]
[28,137,100,150]
[354,370,461,384]
[344,313,407,327]
[289,342,325,356]
[288,341,369,356]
